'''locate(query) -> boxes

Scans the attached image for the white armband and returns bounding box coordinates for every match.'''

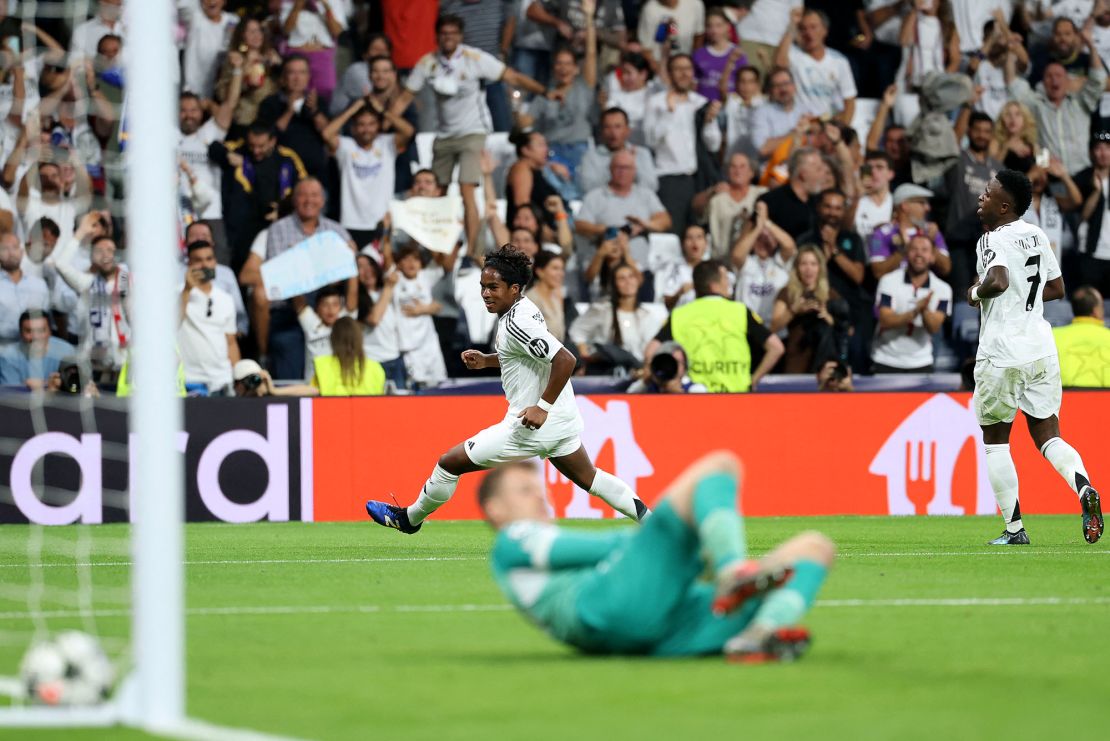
[971,286,981,302]
[536,399,553,412]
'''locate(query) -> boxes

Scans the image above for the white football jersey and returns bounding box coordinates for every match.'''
[975,219,1061,368]
[495,296,582,431]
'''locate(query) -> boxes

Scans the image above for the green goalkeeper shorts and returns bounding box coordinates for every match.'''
[572,500,760,656]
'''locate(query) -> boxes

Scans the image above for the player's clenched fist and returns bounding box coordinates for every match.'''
[459,348,486,368]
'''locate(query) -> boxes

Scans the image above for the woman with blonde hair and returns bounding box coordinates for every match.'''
[312,316,386,396]
[770,245,847,373]
[990,101,1040,172]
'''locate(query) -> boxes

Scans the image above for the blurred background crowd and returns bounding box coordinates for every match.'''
[1,0,1109,398]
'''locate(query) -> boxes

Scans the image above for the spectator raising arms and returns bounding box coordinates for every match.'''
[392,14,545,261]
[731,200,797,324]
[322,95,414,248]
[356,252,405,391]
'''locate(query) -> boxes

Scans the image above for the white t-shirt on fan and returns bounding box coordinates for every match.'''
[177,118,226,220]
[336,134,396,231]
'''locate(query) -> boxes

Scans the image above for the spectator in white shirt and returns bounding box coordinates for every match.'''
[49,212,131,376]
[721,64,766,166]
[322,96,414,248]
[178,240,240,393]
[600,51,663,146]
[638,0,705,63]
[871,234,952,373]
[69,0,125,62]
[390,13,544,265]
[774,7,857,123]
[183,0,239,98]
[657,223,708,310]
[730,200,796,324]
[736,0,803,76]
[850,150,895,243]
[178,55,243,267]
[355,252,405,390]
[392,242,447,389]
[183,221,248,337]
[570,262,668,372]
[292,282,358,381]
[644,53,722,237]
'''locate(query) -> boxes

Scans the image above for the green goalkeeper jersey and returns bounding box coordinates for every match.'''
[490,521,631,649]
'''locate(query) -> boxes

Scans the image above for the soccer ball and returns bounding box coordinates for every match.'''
[19,631,115,706]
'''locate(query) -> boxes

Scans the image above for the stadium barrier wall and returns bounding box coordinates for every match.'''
[2,392,1106,524]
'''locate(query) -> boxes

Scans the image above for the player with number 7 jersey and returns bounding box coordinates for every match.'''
[970,170,1102,546]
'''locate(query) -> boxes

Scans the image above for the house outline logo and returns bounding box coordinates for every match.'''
[869,394,997,515]
[546,398,654,519]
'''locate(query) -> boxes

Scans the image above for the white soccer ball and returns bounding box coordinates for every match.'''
[19,631,115,706]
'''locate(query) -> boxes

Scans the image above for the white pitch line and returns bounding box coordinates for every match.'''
[0,556,486,569]
[1,596,1108,621]
[1,549,1105,570]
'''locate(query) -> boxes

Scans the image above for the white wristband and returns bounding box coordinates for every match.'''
[536,399,553,412]
[971,286,981,302]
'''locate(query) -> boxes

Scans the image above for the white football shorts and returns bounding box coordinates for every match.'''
[463,419,582,467]
[973,354,1062,426]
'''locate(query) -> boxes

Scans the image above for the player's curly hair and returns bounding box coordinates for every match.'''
[995,168,1033,217]
[485,245,533,292]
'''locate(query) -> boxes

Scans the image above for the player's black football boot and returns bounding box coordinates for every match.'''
[365,500,421,534]
[986,528,1030,545]
[1080,486,1103,544]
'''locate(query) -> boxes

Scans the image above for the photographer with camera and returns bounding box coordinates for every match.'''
[646,259,784,392]
[570,262,668,375]
[179,240,241,395]
[232,359,317,398]
[627,341,707,394]
[870,234,951,374]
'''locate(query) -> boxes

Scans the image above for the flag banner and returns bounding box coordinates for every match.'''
[389,196,463,254]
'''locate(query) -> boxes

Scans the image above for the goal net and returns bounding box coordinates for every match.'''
[0,0,184,732]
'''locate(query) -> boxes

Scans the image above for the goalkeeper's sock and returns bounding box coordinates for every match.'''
[692,472,746,573]
[1040,437,1092,497]
[589,470,647,521]
[751,560,828,631]
[407,464,459,525]
[985,444,1023,534]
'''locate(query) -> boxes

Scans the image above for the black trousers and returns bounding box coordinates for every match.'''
[658,173,695,237]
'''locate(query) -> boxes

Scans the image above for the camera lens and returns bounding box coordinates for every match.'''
[649,353,679,383]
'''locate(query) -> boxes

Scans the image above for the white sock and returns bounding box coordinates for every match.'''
[985,444,1023,533]
[407,465,459,525]
[588,470,647,521]
[1040,437,1092,497]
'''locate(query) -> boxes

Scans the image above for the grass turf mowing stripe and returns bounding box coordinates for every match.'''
[2,549,1105,569]
[3,596,1110,620]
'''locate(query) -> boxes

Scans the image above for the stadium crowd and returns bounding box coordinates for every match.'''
[2,0,1110,397]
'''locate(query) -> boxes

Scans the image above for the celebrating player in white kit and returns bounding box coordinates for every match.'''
[971,169,1103,545]
[365,246,650,533]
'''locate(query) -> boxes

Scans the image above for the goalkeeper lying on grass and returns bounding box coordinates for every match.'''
[479,451,835,661]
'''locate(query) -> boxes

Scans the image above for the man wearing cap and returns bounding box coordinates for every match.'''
[232,358,317,397]
[868,183,952,281]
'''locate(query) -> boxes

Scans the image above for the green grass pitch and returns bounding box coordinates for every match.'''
[0,515,1107,741]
